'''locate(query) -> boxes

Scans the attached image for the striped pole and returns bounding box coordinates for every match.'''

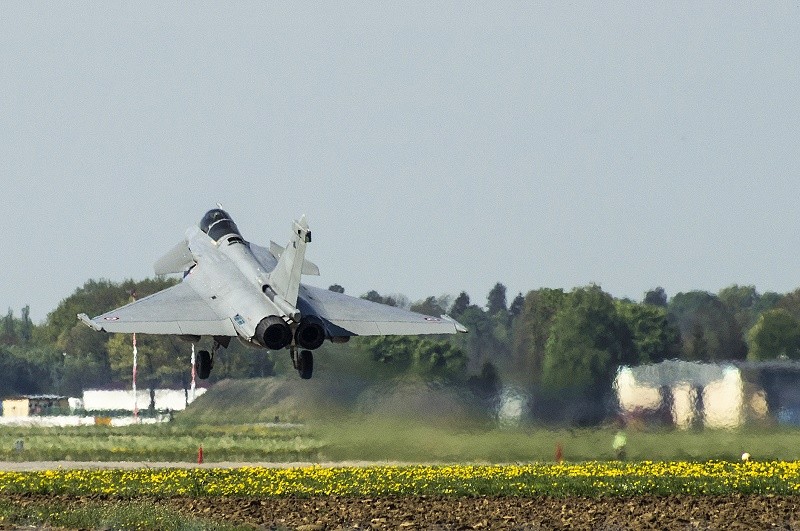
[132,333,138,422]
[190,343,197,403]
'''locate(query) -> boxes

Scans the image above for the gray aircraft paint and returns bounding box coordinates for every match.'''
[79,210,466,368]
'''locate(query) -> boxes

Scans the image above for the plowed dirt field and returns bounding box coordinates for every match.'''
[6,493,799,529]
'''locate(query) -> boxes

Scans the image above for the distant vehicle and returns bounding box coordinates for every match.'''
[79,208,466,380]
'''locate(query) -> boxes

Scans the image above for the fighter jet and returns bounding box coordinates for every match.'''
[78,208,466,379]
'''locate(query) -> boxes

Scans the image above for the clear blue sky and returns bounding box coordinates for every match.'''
[2,2,799,323]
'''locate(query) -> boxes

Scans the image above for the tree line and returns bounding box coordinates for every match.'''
[2,279,800,420]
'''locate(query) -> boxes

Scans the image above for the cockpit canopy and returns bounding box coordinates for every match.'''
[200,209,242,242]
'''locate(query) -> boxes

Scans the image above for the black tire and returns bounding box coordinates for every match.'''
[298,350,313,380]
[197,350,213,379]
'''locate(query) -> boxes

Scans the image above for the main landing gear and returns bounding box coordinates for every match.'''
[290,346,313,380]
[195,339,313,380]
[196,349,213,379]
[195,338,226,380]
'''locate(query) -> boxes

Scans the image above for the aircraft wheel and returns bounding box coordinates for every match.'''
[197,350,213,379]
[298,350,313,380]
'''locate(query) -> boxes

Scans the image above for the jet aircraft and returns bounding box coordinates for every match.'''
[78,209,467,379]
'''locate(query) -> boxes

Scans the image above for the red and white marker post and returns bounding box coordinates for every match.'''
[132,332,139,422]
[190,343,197,403]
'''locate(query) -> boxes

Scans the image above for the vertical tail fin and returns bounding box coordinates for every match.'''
[268,216,311,308]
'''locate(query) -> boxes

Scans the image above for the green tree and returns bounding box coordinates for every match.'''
[410,296,446,317]
[451,294,514,375]
[686,323,710,361]
[481,283,514,369]
[747,309,800,361]
[413,338,466,377]
[39,279,124,345]
[668,291,747,361]
[57,321,113,381]
[757,292,783,313]
[360,336,466,381]
[777,288,800,319]
[719,284,758,311]
[328,284,345,293]
[1,309,15,345]
[361,290,398,307]
[452,303,495,369]
[616,300,681,365]
[449,292,470,320]
[509,293,525,319]
[512,288,566,386]
[643,287,668,307]
[59,353,108,397]
[364,336,414,369]
[19,305,32,343]
[0,346,53,396]
[487,282,508,316]
[719,284,769,333]
[541,285,635,400]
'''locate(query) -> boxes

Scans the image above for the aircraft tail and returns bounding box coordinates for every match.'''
[268,216,312,309]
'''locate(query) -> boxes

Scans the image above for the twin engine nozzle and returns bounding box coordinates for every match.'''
[254,315,326,350]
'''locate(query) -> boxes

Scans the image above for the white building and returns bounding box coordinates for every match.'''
[81,387,206,412]
[615,360,745,429]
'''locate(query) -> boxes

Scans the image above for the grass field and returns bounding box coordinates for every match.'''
[317,419,800,462]
[0,423,325,462]
[0,497,248,531]
[0,420,798,463]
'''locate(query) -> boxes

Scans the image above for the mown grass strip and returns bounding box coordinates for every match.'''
[0,424,325,462]
[0,497,251,530]
[0,462,798,498]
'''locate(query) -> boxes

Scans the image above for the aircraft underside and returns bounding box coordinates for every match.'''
[194,335,315,380]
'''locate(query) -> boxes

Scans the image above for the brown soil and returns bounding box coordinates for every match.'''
[5,494,800,529]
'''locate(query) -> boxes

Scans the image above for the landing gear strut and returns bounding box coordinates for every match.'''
[290,346,313,380]
[196,339,224,380]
